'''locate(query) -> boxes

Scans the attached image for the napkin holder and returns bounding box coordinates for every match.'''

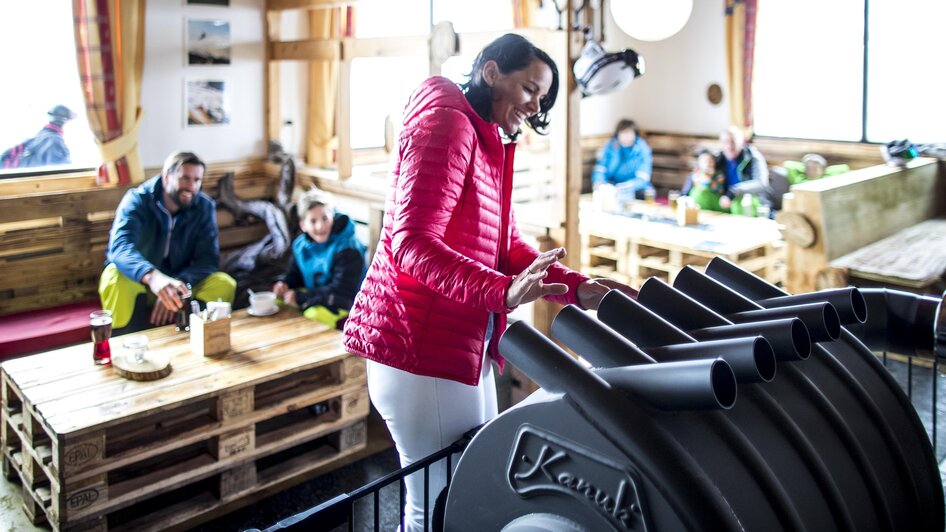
[190,313,231,357]
[676,201,700,226]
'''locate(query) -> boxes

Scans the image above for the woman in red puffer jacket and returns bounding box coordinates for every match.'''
[343,33,635,531]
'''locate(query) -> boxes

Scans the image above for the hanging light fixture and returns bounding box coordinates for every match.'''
[610,0,694,42]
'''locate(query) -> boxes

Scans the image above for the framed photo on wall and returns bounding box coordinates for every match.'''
[186,19,231,65]
[185,79,230,127]
[186,0,229,6]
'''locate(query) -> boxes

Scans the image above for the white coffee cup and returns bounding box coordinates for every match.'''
[249,292,277,314]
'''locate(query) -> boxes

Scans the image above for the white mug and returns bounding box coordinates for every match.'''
[249,292,277,314]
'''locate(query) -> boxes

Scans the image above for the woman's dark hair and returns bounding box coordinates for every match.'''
[614,119,638,138]
[460,33,559,139]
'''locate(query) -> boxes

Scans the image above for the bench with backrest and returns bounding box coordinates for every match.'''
[0,159,281,359]
[580,131,884,196]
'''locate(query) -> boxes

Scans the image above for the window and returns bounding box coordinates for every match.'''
[0,1,99,174]
[865,0,946,143]
[753,0,946,144]
[349,57,428,149]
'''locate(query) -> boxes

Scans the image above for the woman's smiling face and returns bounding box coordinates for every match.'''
[484,58,553,137]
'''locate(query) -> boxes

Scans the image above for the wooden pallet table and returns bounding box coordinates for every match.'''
[1,308,371,531]
[580,200,785,288]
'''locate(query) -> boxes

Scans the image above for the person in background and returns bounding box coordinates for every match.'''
[1,105,76,169]
[271,188,366,329]
[683,148,731,212]
[717,125,769,203]
[591,119,654,202]
[99,151,236,333]
[783,153,850,185]
[343,34,635,532]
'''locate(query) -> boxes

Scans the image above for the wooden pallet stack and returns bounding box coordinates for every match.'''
[1,311,370,531]
[581,203,785,288]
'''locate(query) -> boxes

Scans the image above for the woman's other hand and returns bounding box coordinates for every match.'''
[576,278,638,310]
[505,248,569,308]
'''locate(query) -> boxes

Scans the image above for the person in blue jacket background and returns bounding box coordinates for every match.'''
[99,151,236,331]
[272,188,367,329]
[591,119,654,200]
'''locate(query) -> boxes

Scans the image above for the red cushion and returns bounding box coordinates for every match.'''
[0,300,102,359]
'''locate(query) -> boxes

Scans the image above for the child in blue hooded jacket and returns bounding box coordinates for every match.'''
[272,188,367,328]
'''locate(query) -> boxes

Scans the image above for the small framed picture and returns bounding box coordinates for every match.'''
[186,0,229,6]
[185,79,230,127]
[186,19,231,65]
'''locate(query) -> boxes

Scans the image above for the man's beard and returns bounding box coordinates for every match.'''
[169,189,194,210]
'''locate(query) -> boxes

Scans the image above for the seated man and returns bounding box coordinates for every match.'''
[271,188,366,329]
[717,125,771,206]
[99,151,236,332]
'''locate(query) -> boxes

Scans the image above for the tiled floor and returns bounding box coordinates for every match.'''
[2,355,944,531]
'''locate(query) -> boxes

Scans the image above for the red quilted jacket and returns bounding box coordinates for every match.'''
[343,77,588,386]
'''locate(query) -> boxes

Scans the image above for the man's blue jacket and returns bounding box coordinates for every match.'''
[105,175,219,287]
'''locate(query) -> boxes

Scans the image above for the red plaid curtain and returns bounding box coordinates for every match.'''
[725,0,757,133]
[73,0,145,185]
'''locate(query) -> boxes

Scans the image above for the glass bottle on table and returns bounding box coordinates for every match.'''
[90,310,112,365]
[175,283,193,332]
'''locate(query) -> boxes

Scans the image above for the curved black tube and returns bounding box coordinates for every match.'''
[637,277,730,330]
[728,303,841,343]
[848,288,941,356]
[499,321,744,531]
[597,290,695,348]
[550,305,655,368]
[705,256,785,300]
[760,288,868,325]
[596,359,737,410]
[645,337,776,383]
[673,266,760,314]
[690,319,811,361]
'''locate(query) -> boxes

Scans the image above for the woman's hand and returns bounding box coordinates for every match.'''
[576,278,638,310]
[505,248,569,308]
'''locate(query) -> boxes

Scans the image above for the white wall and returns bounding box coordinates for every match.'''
[136,1,728,167]
[140,0,265,168]
[580,0,729,137]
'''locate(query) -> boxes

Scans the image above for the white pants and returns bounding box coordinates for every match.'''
[367,357,497,532]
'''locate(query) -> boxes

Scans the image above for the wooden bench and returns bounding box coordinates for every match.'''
[0,159,281,358]
[579,132,885,195]
[777,158,945,294]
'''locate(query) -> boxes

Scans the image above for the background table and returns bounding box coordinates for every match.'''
[580,200,785,288]
[1,308,375,532]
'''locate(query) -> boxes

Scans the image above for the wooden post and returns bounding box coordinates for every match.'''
[264,10,281,148]
[336,40,352,179]
[548,5,584,271]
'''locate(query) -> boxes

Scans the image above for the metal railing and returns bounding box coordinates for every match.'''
[247,428,479,532]
[880,351,944,460]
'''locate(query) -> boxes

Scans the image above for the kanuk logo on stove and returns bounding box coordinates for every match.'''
[507,425,647,531]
